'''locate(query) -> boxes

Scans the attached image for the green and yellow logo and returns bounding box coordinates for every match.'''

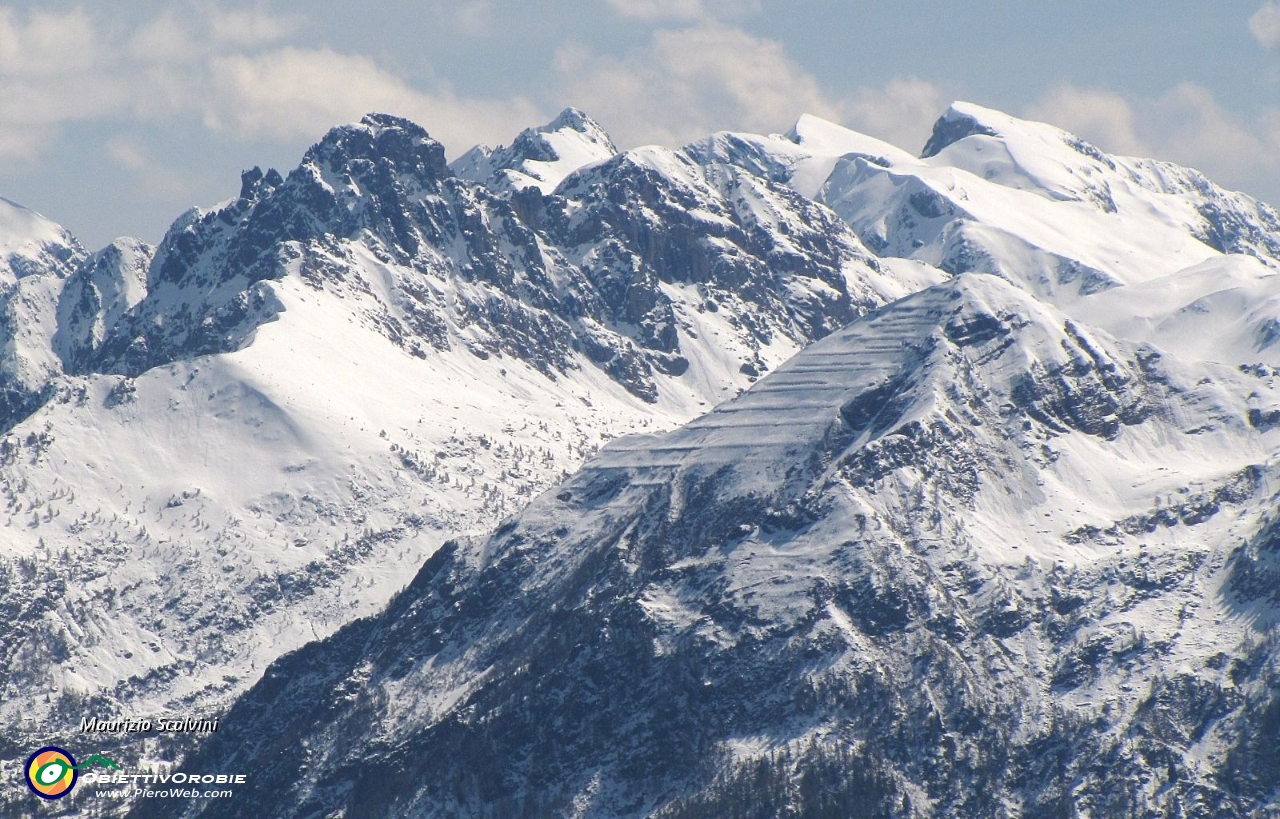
[25,747,119,800]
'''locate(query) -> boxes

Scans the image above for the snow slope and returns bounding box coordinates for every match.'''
[4,99,1280,818]
[0,198,86,438]
[452,107,617,194]
[0,109,909,788]
[159,273,1280,819]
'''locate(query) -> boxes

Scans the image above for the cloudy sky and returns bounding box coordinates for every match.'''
[1,0,1278,248]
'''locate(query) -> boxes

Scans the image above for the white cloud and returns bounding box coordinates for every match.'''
[205,47,430,139]
[554,20,1276,206]
[555,24,822,146]
[0,8,120,160]
[0,5,539,165]
[603,0,760,23]
[204,46,540,152]
[1265,107,1280,149]
[452,1,495,36]
[0,6,937,179]
[127,6,300,64]
[1149,82,1280,180]
[843,77,945,155]
[128,12,201,64]
[105,136,193,198]
[416,0,498,37]
[605,0,702,21]
[553,23,942,154]
[1250,2,1280,48]
[1027,82,1280,200]
[205,6,302,48]
[0,7,98,76]
[1026,85,1148,155]
[644,24,839,128]
[106,137,149,171]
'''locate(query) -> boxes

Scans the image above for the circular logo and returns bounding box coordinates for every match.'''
[25,747,78,800]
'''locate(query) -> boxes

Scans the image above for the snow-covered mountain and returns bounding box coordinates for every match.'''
[690,102,1280,368]
[5,99,1280,818]
[81,111,895,401]
[452,107,617,194]
[54,237,153,374]
[0,109,916,810]
[154,272,1280,818]
[0,197,86,432]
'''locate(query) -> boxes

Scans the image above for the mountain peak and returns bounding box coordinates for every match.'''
[919,101,1004,158]
[238,166,285,201]
[547,106,611,140]
[359,111,432,138]
[786,113,861,146]
[452,107,617,194]
[168,260,1280,819]
[785,113,915,166]
[0,196,84,283]
[12,101,1280,819]
[306,112,449,181]
[918,101,1106,166]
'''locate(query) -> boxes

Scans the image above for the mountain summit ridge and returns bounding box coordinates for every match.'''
[152,272,1280,819]
[452,106,618,194]
[0,102,908,794]
[2,100,1280,818]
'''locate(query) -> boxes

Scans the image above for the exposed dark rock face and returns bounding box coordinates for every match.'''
[71,115,884,404]
[144,276,1280,819]
[0,203,87,432]
[920,107,1000,159]
[8,103,1280,819]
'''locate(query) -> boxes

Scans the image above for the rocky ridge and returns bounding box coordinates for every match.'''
[3,100,1280,818]
[153,274,1280,818]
